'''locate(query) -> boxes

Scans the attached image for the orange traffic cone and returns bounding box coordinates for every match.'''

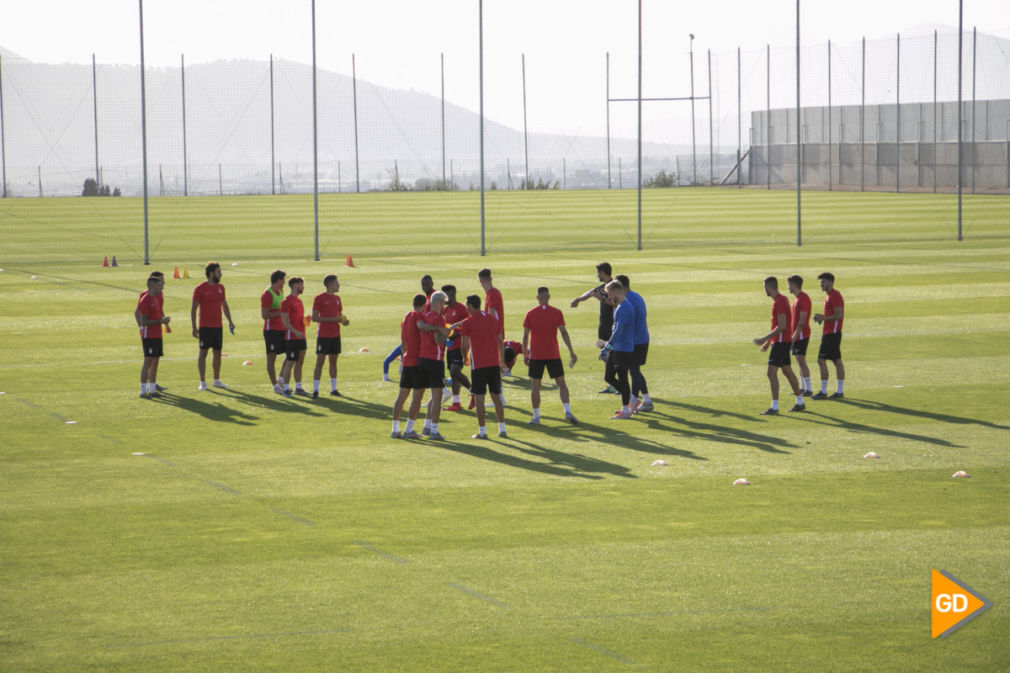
[183,267,190,279]
[345,255,355,267]
[102,256,109,267]
[111,256,118,267]
[173,266,181,279]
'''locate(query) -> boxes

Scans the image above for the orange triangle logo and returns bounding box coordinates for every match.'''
[931,569,992,638]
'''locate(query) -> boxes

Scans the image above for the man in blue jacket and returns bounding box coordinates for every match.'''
[600,280,637,420]
[616,274,653,413]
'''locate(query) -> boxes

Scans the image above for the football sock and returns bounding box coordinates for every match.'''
[423,419,431,431]
[478,425,487,436]
[771,400,780,411]
[796,395,804,405]
[837,380,845,394]
[622,405,631,415]
[405,419,415,433]
[331,378,338,392]
[563,403,571,414]
[430,423,439,434]
[498,422,507,434]
[313,380,320,393]
[453,394,460,404]
[532,408,540,420]
[642,393,652,404]
[392,420,400,433]
[802,377,811,391]
[820,380,829,394]
[141,384,147,395]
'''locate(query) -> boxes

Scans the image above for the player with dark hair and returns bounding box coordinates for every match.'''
[392,293,429,439]
[571,261,617,394]
[812,272,846,399]
[522,286,578,425]
[191,261,235,391]
[451,294,507,439]
[787,274,813,397]
[135,270,167,393]
[601,280,637,419]
[383,274,435,381]
[312,274,349,398]
[278,276,308,397]
[753,276,805,415]
[261,269,287,389]
[138,275,171,398]
[416,291,452,439]
[614,274,653,413]
[441,284,471,411]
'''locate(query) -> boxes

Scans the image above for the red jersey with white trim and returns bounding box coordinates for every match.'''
[791,291,812,340]
[192,281,226,328]
[418,309,445,361]
[261,288,286,331]
[400,310,423,367]
[523,304,565,360]
[457,311,501,369]
[281,295,305,341]
[137,290,164,334]
[442,302,469,350]
[313,292,343,338]
[770,294,792,344]
[822,289,844,334]
[484,287,505,337]
[138,293,163,339]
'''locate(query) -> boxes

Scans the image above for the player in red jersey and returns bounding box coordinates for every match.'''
[135,270,167,393]
[383,274,434,381]
[392,294,429,438]
[451,294,507,439]
[478,267,506,356]
[440,285,471,411]
[191,262,235,391]
[753,276,804,415]
[311,274,349,398]
[502,340,523,371]
[416,291,452,439]
[260,270,287,389]
[787,275,813,397]
[137,275,171,398]
[522,287,579,425]
[278,277,308,397]
[812,272,846,399]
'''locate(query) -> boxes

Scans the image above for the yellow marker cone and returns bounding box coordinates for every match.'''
[183,267,190,279]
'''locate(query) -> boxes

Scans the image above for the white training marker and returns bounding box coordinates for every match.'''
[651,459,668,467]
[231,262,238,266]
[893,385,905,388]
[132,452,146,456]
[952,470,971,479]
[733,478,751,486]
[65,420,78,425]
[863,451,880,459]
[30,275,38,280]
[242,360,253,366]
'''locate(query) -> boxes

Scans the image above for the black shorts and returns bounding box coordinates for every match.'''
[285,339,307,361]
[446,348,464,368]
[634,342,649,366]
[399,365,427,390]
[609,350,635,373]
[528,358,564,380]
[417,357,445,389]
[264,330,287,355]
[142,338,163,358]
[471,365,502,396]
[818,332,843,361]
[791,338,809,356]
[199,326,223,351]
[316,336,342,355]
[768,342,792,368]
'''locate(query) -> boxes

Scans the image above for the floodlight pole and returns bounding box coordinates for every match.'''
[827,41,832,191]
[139,0,150,263]
[522,53,529,190]
[796,0,801,246]
[636,0,642,250]
[92,54,100,187]
[181,53,188,196]
[957,0,963,240]
[311,0,319,260]
[606,52,611,189]
[352,54,360,193]
[0,53,6,198]
[270,54,276,195]
[479,0,486,255]
[441,53,446,187]
[707,49,713,187]
[689,34,696,185]
[895,34,900,193]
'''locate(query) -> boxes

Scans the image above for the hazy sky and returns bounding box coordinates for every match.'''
[4,0,1006,136]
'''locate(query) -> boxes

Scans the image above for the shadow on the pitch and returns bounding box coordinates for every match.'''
[783,405,963,447]
[150,392,263,424]
[209,387,328,416]
[502,436,637,478]
[640,400,795,454]
[517,413,709,461]
[409,435,607,480]
[833,396,1010,431]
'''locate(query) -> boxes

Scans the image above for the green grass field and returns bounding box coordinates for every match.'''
[1,188,1009,672]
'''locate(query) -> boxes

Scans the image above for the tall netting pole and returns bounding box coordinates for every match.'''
[139,0,150,264]
[827,41,832,191]
[522,53,529,190]
[689,35,696,186]
[957,0,963,240]
[181,53,189,197]
[766,44,771,190]
[737,46,742,188]
[933,31,937,193]
[441,53,446,188]
[636,0,642,250]
[707,49,714,187]
[971,26,976,194]
[92,54,100,187]
[795,0,801,247]
[860,37,865,193]
[606,52,612,189]
[311,0,319,261]
[0,54,6,198]
[479,0,486,255]
[352,54,360,193]
[896,34,900,193]
[270,54,275,195]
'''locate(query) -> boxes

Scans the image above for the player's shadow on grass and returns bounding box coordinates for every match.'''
[416,437,609,480]
[641,409,794,455]
[786,406,962,447]
[192,388,328,417]
[519,414,709,461]
[835,397,1010,431]
[150,392,264,424]
[503,436,638,478]
[313,394,397,421]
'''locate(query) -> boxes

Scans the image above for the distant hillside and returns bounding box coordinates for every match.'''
[0,54,692,196]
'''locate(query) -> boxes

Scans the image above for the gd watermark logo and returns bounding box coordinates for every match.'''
[931,569,992,639]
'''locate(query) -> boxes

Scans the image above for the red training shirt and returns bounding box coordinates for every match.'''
[791,291,812,341]
[523,304,565,360]
[281,295,305,341]
[418,309,445,361]
[770,294,792,344]
[192,281,226,328]
[822,289,844,334]
[400,310,423,367]
[138,293,163,339]
[313,292,343,338]
[442,302,469,350]
[484,287,504,337]
[457,311,501,369]
[261,288,286,331]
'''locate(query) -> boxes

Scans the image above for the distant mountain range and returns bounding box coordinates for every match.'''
[0,48,694,196]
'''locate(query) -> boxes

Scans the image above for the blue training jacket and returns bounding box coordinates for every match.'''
[608,301,636,352]
[624,290,650,346]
